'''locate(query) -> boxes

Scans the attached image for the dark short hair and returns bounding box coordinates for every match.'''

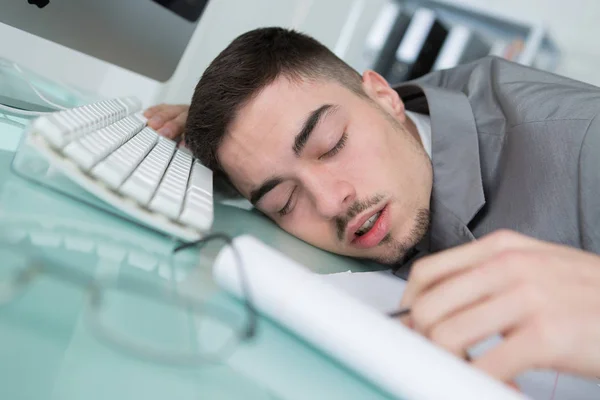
[185,27,366,181]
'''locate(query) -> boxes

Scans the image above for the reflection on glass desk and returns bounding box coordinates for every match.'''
[0,113,27,152]
[0,134,393,400]
[0,57,100,114]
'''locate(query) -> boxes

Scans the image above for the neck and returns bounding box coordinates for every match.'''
[403,113,423,149]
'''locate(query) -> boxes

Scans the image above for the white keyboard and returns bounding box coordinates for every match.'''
[25,96,213,241]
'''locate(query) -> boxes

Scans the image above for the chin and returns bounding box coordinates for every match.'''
[371,208,431,265]
[348,236,408,265]
[352,252,407,266]
[370,246,412,265]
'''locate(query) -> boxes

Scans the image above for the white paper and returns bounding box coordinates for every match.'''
[213,235,525,400]
[318,269,406,314]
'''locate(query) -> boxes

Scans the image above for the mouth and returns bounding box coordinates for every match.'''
[346,203,391,249]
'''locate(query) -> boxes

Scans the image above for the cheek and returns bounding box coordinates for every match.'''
[354,113,398,156]
[276,198,333,245]
[277,196,312,232]
[338,129,392,183]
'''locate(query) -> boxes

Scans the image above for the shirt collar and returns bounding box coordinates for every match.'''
[405,110,432,158]
[394,83,486,253]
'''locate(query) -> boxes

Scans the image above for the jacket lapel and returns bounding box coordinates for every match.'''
[395,84,486,253]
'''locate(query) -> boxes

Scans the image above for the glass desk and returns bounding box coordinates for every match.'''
[0,112,393,399]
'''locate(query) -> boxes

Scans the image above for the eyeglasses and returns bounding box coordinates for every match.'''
[0,233,258,367]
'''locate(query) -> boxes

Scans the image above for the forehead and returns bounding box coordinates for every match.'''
[218,76,353,195]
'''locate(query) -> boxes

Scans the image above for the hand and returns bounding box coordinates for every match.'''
[399,230,600,382]
[143,104,189,141]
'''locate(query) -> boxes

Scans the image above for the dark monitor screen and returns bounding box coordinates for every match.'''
[153,0,209,22]
[0,0,210,82]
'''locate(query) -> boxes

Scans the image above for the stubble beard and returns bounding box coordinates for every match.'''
[372,207,430,265]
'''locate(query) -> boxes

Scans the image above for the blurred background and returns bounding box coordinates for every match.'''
[0,0,599,108]
[1,3,599,399]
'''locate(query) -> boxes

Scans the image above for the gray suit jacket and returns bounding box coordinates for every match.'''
[393,56,600,275]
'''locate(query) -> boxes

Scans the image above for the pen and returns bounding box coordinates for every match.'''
[387,307,410,318]
[387,308,472,361]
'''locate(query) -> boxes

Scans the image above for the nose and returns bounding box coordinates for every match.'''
[305,170,356,219]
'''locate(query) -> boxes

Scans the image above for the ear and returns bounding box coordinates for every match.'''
[361,70,406,122]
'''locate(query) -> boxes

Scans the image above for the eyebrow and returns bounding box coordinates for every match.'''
[250,177,283,205]
[293,104,336,156]
[250,104,338,206]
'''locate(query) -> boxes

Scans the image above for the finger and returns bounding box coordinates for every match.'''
[146,105,188,130]
[411,258,516,333]
[401,231,541,308]
[472,326,546,382]
[424,286,535,357]
[143,104,164,118]
[158,110,188,139]
[143,103,185,118]
[398,313,413,328]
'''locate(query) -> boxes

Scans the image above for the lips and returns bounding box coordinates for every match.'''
[356,211,382,236]
[345,203,390,248]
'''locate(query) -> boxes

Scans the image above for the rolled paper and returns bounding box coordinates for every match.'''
[214,235,524,400]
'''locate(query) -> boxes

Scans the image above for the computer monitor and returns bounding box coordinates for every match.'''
[0,0,210,82]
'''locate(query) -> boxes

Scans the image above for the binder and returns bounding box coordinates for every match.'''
[433,25,491,70]
[364,1,412,77]
[386,8,448,84]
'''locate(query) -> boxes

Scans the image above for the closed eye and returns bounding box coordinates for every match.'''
[319,132,347,160]
[277,187,296,217]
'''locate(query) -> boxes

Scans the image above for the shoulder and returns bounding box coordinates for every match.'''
[415,55,596,90]
[418,57,600,126]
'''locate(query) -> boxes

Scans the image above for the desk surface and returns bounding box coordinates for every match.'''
[0,112,393,399]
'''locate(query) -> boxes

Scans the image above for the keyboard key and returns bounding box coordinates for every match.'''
[90,127,158,189]
[63,115,146,170]
[186,189,212,206]
[187,161,212,196]
[179,162,213,230]
[148,150,192,219]
[31,97,140,149]
[119,137,176,204]
[179,195,213,231]
[117,97,143,114]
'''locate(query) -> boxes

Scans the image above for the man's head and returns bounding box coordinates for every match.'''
[185,27,432,264]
